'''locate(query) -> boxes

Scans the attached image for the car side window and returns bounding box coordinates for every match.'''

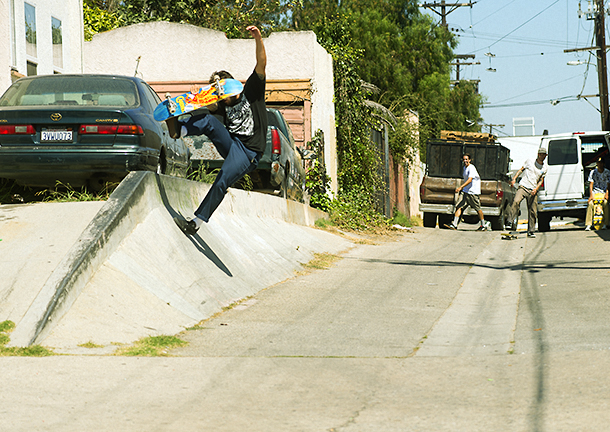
[142,83,162,109]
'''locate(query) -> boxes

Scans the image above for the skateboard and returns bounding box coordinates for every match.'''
[153,78,243,122]
[501,231,518,240]
[592,192,605,230]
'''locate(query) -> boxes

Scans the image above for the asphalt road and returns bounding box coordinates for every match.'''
[2,223,610,431]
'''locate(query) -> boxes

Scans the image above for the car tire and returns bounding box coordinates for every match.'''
[423,212,437,228]
[156,151,167,175]
[280,162,289,199]
[538,213,551,232]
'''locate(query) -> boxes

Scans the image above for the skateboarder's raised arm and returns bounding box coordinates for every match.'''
[247,25,266,79]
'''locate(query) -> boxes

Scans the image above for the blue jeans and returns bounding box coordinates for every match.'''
[182,114,260,222]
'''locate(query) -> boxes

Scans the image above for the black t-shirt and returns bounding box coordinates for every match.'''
[221,70,267,155]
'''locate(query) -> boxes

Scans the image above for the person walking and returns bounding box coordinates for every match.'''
[505,148,548,238]
[447,153,488,230]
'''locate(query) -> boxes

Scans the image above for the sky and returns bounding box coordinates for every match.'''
[423,0,607,137]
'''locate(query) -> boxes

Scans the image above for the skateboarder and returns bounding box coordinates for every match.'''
[447,153,488,231]
[169,25,267,235]
[584,157,610,231]
[505,147,548,238]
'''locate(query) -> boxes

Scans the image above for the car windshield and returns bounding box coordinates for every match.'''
[0,76,139,108]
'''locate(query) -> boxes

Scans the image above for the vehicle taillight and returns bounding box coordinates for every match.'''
[79,124,144,135]
[271,129,281,155]
[420,180,426,200]
[0,125,36,135]
[496,189,504,200]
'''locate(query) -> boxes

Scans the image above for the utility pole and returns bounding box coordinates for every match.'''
[566,0,609,131]
[595,0,609,131]
[419,1,477,28]
[482,123,505,135]
[451,54,480,81]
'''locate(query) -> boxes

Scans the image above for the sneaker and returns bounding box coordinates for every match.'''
[527,232,536,238]
[445,223,458,230]
[585,225,592,231]
[174,216,199,236]
[166,117,180,139]
[477,224,488,231]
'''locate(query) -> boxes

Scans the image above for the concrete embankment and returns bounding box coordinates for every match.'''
[0,172,351,352]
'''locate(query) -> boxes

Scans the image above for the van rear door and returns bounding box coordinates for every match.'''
[541,136,583,200]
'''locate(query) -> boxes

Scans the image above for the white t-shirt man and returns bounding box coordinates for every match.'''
[463,164,481,195]
[519,158,548,190]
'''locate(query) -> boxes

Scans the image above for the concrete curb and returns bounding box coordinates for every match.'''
[9,172,337,347]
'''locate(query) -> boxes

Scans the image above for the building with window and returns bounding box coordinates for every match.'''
[0,0,84,93]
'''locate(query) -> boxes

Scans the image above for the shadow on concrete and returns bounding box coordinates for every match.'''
[155,174,232,277]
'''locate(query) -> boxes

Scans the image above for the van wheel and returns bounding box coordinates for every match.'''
[538,213,551,232]
[423,212,437,228]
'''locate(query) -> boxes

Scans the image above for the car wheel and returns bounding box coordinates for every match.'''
[423,212,437,228]
[281,162,289,199]
[490,214,504,231]
[538,213,551,232]
[156,151,167,175]
[438,214,452,228]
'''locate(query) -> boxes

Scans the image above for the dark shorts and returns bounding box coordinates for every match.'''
[456,192,482,212]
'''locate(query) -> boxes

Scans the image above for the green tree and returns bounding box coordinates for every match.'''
[116,0,301,38]
[83,0,120,41]
[292,0,483,160]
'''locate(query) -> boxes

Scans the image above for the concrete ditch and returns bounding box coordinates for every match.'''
[1,172,352,351]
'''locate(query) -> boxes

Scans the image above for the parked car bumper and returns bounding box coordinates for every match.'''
[0,147,159,186]
[419,202,502,216]
[537,198,587,212]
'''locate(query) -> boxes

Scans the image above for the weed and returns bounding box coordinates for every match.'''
[314,218,335,229]
[188,162,219,184]
[391,210,412,227]
[114,335,188,356]
[302,252,341,270]
[78,341,105,349]
[0,320,55,357]
[37,181,117,202]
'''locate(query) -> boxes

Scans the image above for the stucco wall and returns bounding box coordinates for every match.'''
[84,22,337,193]
[0,0,84,94]
[0,0,10,91]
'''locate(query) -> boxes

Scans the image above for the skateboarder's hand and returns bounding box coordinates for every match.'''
[247,25,262,40]
[190,84,199,94]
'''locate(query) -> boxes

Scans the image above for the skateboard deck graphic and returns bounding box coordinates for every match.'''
[153,78,243,122]
[592,192,605,230]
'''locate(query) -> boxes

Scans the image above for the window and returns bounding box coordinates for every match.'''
[548,139,578,165]
[52,17,63,69]
[27,61,37,77]
[0,76,140,107]
[24,2,36,58]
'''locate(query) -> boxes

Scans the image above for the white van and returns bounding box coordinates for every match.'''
[536,131,610,231]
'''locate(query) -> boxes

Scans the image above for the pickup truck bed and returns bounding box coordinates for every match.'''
[419,136,515,230]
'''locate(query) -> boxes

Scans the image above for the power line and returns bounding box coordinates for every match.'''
[469,0,562,53]
[482,95,584,108]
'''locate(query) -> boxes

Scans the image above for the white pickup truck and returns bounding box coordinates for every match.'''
[536,131,610,231]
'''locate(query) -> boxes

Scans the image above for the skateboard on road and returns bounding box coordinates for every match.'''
[153,78,243,122]
[501,231,518,240]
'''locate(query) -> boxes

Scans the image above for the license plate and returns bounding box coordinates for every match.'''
[41,129,73,142]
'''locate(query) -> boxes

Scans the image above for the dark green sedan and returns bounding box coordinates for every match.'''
[0,74,190,188]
